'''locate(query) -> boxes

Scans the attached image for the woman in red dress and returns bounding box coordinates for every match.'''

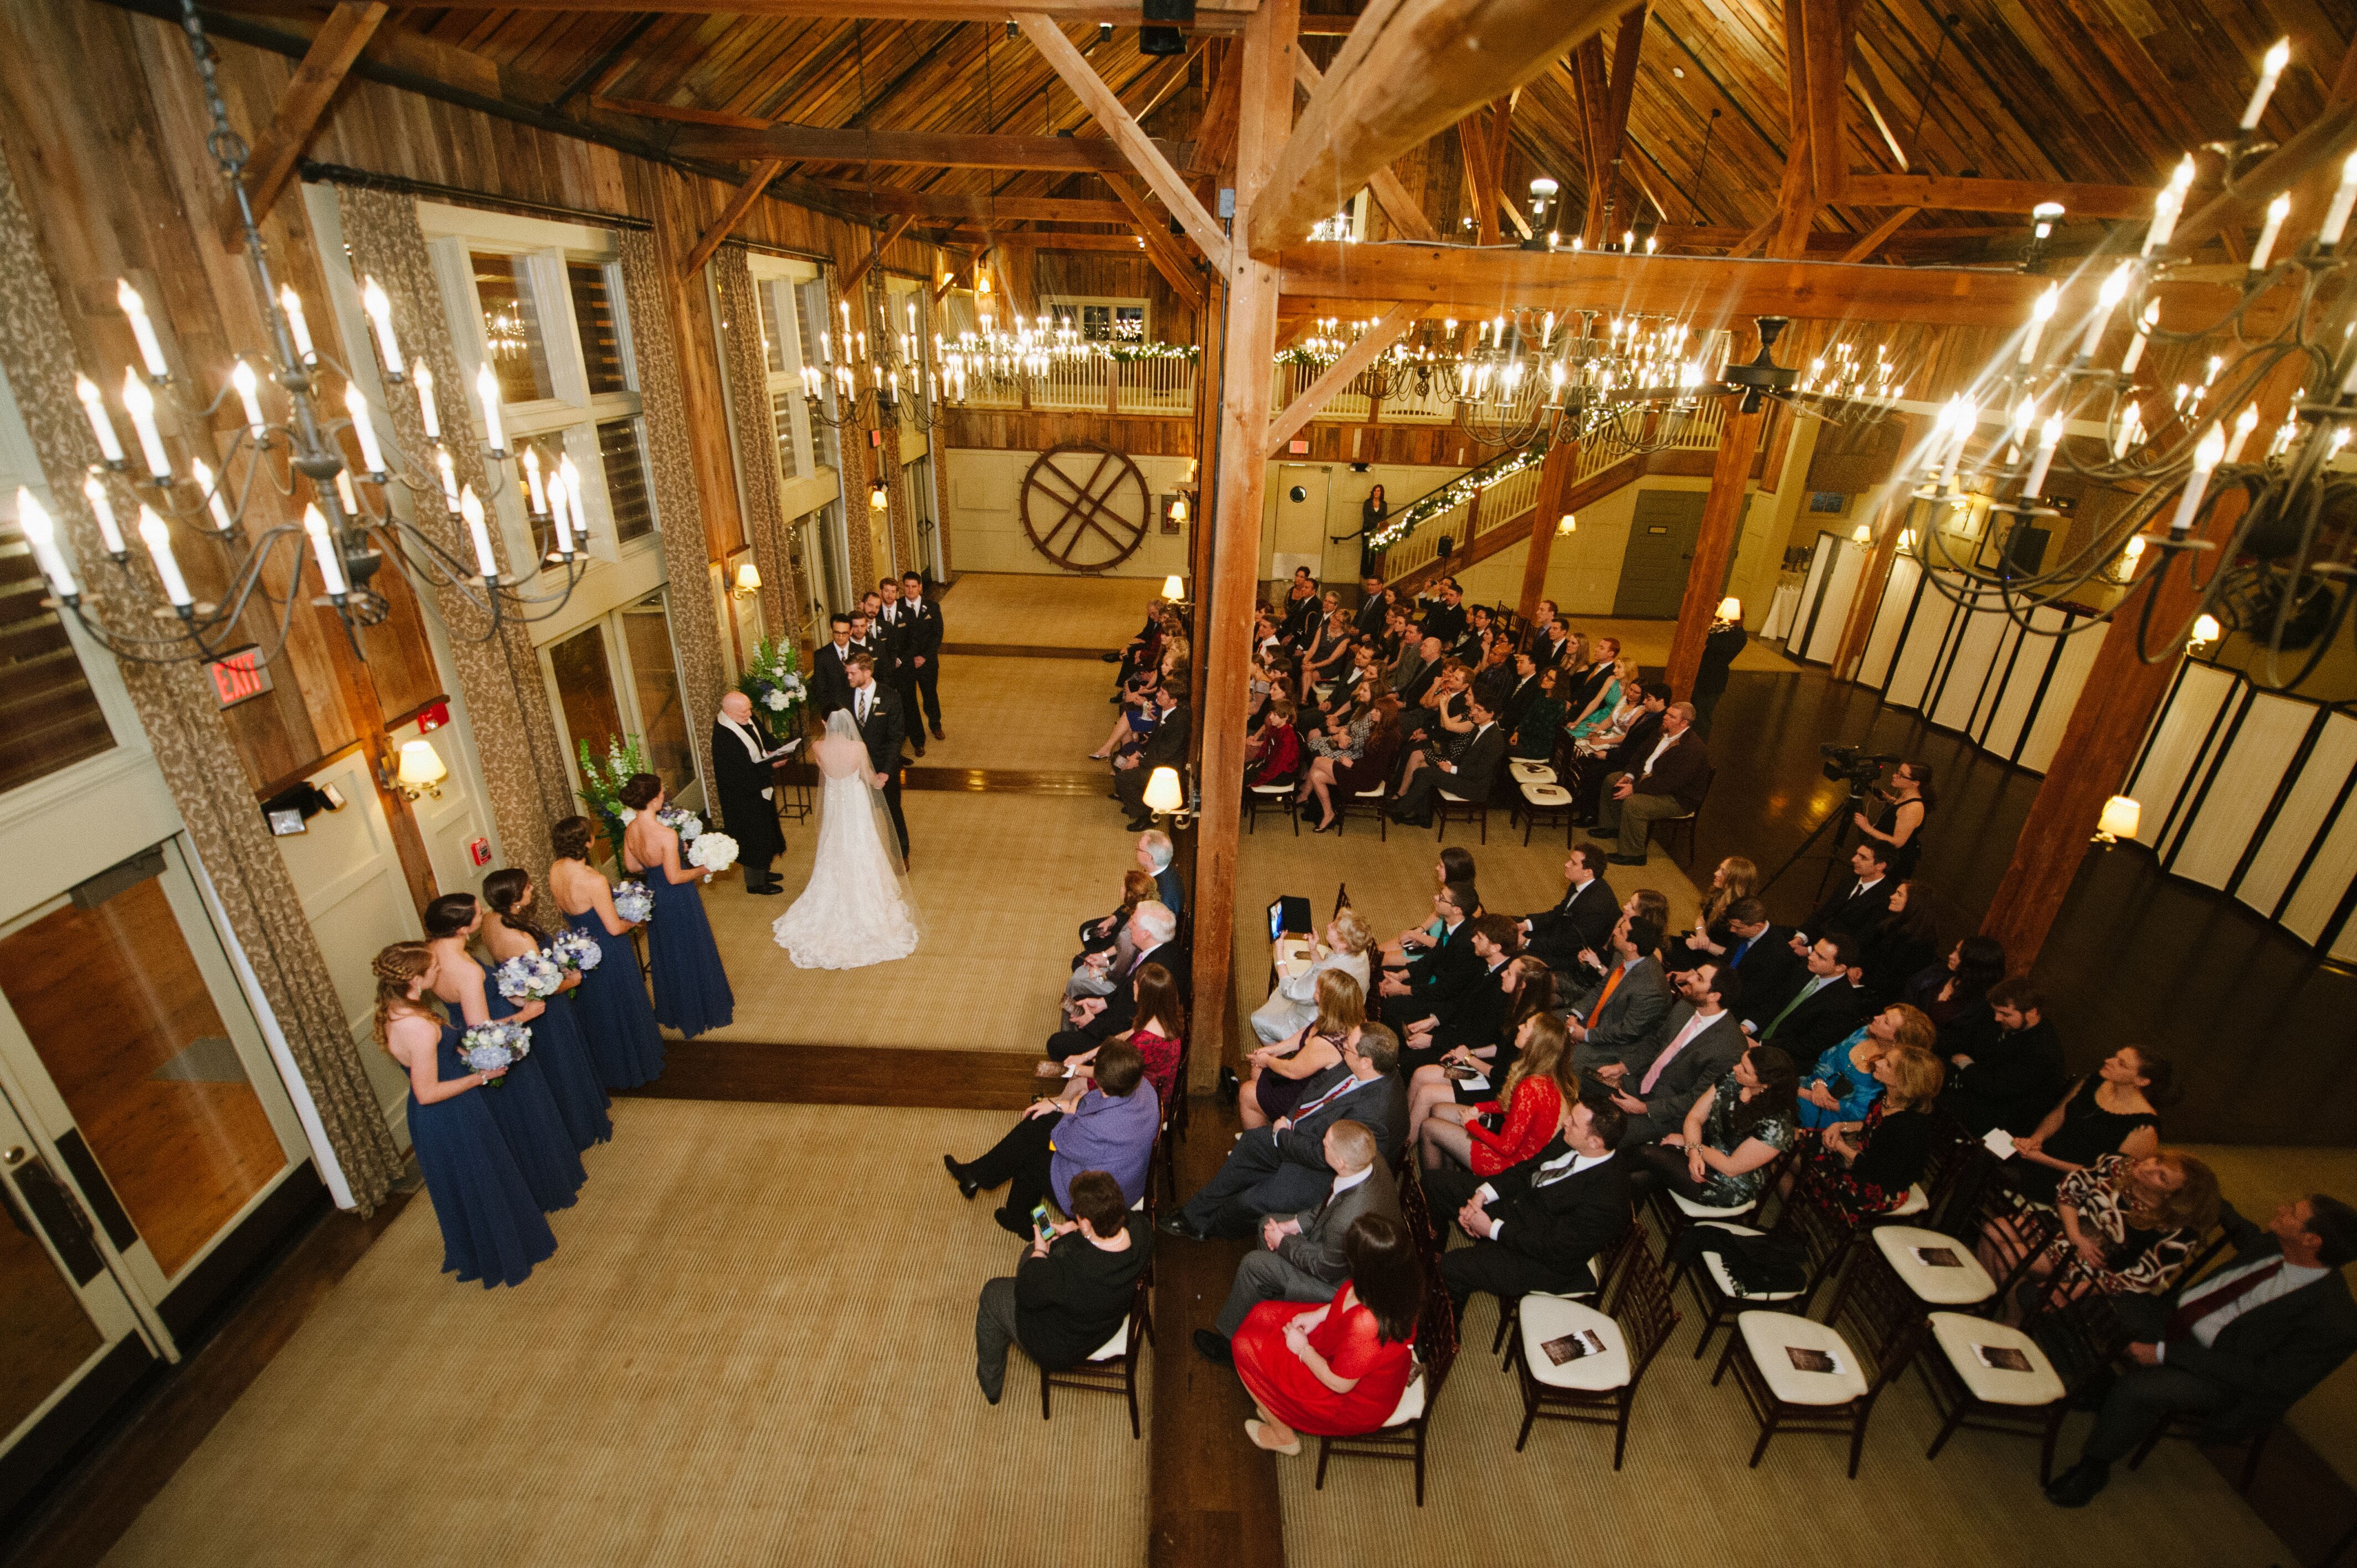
[1047,962,1186,1108]
[1415,1012,1569,1178]
[1231,1214,1423,1454]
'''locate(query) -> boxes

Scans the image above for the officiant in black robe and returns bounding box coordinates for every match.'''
[713,691,790,894]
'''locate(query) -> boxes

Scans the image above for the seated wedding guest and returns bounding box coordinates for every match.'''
[1718,899,1805,1024]
[1241,971,1361,1131]
[2008,1046,2170,1204]
[1495,650,1548,736]
[1751,932,1871,1065]
[2013,1151,2221,1313]
[972,1169,1152,1407]
[1418,1010,1571,1179]
[1116,686,1191,832]
[1114,598,1166,678]
[1280,567,1322,645]
[1048,902,1185,1060]
[547,815,665,1090]
[1092,668,1162,763]
[1396,914,1520,1074]
[1564,914,1675,1074]
[1354,572,1391,637]
[1253,908,1377,1044]
[1071,868,1154,992]
[946,1040,1160,1234]
[1380,849,1478,972]
[1425,1096,1631,1320]
[1299,696,1401,833]
[1048,962,1187,1111]
[1568,635,1621,710]
[1301,693,1375,772]
[1401,657,1469,751]
[1421,579,1469,647]
[1517,844,1619,982]
[1301,592,1355,692]
[1797,1003,1937,1133]
[1376,884,1486,1031]
[1806,1046,1945,1223]
[1569,682,1669,826]
[1227,1213,1423,1456]
[1506,665,1568,762]
[1680,855,1759,963]
[1861,880,1941,1002]
[1943,977,2065,1136]
[1246,699,1303,787]
[1623,1047,1800,1206]
[1565,653,1636,744]
[1391,635,1443,703]
[1801,841,1895,945]
[1391,692,1505,829]
[1196,1120,1402,1365]
[1900,933,2006,1045]
[1593,700,1709,866]
[1161,1028,1407,1241]
[1404,956,1557,1141]
[1135,829,1184,921]
[1602,962,1747,1146]
[2045,1194,2357,1508]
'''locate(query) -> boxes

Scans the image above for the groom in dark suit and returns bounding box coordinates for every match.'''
[712,691,790,894]
[846,653,910,860]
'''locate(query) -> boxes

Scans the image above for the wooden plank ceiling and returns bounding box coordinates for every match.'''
[297,0,2354,266]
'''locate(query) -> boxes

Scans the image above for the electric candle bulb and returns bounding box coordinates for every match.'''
[2122,535,2146,569]
[2143,188,2181,257]
[435,446,460,512]
[2082,262,2134,357]
[343,382,387,476]
[231,359,266,437]
[303,503,347,596]
[459,485,497,579]
[334,468,359,515]
[414,362,440,439]
[138,505,191,607]
[16,488,76,601]
[2170,425,2227,538]
[361,277,403,378]
[475,363,506,454]
[75,375,123,463]
[2021,284,2060,365]
[2242,38,2291,130]
[277,285,315,363]
[2250,193,2292,271]
[2025,414,2065,496]
[190,458,234,533]
[2114,402,2144,461]
[522,446,547,515]
[2324,153,2357,247]
[121,370,170,479]
[117,280,168,380]
[2224,403,2261,463]
[558,455,583,540]
[83,472,123,556]
[2121,302,2160,378]
[549,470,574,556]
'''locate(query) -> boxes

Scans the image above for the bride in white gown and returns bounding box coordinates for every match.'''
[771,710,920,968]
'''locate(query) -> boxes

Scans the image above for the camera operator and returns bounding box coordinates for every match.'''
[1851,761,1934,880]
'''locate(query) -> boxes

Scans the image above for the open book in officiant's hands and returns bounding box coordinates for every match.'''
[767,739,802,759]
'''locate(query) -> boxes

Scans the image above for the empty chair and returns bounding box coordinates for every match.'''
[1510,1230,1681,1467]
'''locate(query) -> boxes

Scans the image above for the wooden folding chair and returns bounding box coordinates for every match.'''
[1509,1230,1682,1467]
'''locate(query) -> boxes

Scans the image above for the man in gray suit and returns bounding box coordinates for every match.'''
[1161,1028,1407,1241]
[1566,914,1677,1076]
[1604,962,1748,1144]
[1193,1120,1401,1364]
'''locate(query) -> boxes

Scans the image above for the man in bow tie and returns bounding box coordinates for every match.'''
[846,653,910,860]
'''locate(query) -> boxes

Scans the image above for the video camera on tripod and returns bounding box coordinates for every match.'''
[1820,742,1901,795]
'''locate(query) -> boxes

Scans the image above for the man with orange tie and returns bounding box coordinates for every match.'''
[2045,1193,2357,1507]
[1565,914,1674,1077]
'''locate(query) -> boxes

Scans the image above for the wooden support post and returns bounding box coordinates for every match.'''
[679,159,786,280]
[1517,438,1578,624]
[1666,395,1764,694]
[1799,0,1849,204]
[219,1,387,247]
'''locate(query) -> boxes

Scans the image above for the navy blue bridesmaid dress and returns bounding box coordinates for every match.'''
[408,1020,557,1288]
[521,936,612,1151]
[470,960,587,1211]
[562,907,666,1089]
[629,834,735,1037]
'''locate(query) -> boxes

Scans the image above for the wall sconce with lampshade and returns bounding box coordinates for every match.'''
[869,479,890,512]
[384,738,447,802]
[733,561,761,599]
[1555,513,1576,537]
[2093,794,2140,845]
[1143,765,1197,828]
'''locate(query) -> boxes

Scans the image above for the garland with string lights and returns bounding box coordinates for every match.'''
[1367,440,1550,553]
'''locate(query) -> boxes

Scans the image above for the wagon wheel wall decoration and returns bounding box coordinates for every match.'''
[1021,442,1151,573]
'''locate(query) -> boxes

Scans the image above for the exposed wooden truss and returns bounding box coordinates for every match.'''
[679,159,786,277]
[220,1,386,246]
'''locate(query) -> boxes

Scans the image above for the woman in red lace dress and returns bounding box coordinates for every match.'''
[1231,1214,1423,1454]
[1415,1011,1568,1177]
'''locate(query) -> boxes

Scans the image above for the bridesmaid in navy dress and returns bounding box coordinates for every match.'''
[547,816,666,1089]
[480,868,613,1151]
[618,773,735,1037]
[373,941,554,1288]
[425,894,586,1211]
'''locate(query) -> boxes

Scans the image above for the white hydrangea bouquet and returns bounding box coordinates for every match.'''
[687,832,740,881]
[612,880,654,923]
[739,636,808,728]
[656,806,703,841]
[547,929,603,972]
[493,950,566,1003]
[459,1020,532,1082]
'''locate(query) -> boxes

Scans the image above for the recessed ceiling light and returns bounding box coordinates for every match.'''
[1672,66,1686,78]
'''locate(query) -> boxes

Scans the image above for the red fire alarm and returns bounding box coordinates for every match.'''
[1288,439,1310,455]
[415,700,451,734]
[467,837,491,868]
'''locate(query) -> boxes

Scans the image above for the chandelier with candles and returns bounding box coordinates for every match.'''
[19,2,593,670]
[802,286,955,436]
[1903,36,2357,694]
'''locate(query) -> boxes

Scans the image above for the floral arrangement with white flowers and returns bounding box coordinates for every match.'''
[738,637,809,729]
[577,734,652,858]
[612,880,654,923]
[656,806,703,841]
[686,832,740,881]
[459,1020,532,1081]
[493,950,566,1003]
[547,929,603,972]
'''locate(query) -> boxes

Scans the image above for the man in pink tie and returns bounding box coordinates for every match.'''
[2046,1193,2357,1507]
[1601,963,1747,1145]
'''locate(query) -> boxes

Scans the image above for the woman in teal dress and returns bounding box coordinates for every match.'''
[425,895,586,1212]
[1507,666,1568,761]
[1565,654,1636,743]
[1797,1003,1936,1132]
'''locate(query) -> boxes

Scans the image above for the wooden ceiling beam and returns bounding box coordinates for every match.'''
[666,125,1198,173]
[1103,172,1207,310]
[1289,44,1437,242]
[680,158,786,277]
[1798,0,1849,204]
[379,0,1263,23]
[1841,173,2159,220]
[1769,0,1815,258]
[817,188,1133,224]
[1460,99,1508,246]
[220,1,387,248]
[1249,0,1627,256]
[1015,14,1229,270]
[594,95,773,130]
[1847,41,1911,172]
[1836,204,1916,262]
[842,214,919,291]
[1264,301,1417,455]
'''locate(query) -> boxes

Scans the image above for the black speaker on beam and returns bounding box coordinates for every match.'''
[1141,0,1193,55]
[2002,524,2050,577]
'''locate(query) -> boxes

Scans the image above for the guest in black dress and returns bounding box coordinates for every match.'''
[1861,880,1942,1003]
[1852,761,1933,880]
[1899,933,2005,1053]
[2008,1048,2169,1203]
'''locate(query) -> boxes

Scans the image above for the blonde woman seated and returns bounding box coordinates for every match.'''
[1416,1010,1571,1180]
[1252,909,1376,1044]
[1239,969,1363,1131]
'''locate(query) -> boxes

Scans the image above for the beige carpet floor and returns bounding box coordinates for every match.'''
[101,1101,1147,1568]
[939,571,1162,650]
[920,654,1121,773]
[1276,1216,2292,1568]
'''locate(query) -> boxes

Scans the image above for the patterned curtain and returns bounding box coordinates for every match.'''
[0,160,403,1211]
[824,267,878,592]
[616,228,724,797]
[333,184,573,882]
[709,246,803,648]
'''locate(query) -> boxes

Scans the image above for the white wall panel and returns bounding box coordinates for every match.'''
[1856,555,1919,689]
[1884,575,1964,712]
[2013,615,2106,774]
[1802,539,1865,663]
[2126,663,2239,849]
[2169,692,2312,889]
[1928,606,2008,734]
[2243,712,2357,919]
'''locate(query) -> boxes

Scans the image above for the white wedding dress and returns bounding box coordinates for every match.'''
[770,712,920,969]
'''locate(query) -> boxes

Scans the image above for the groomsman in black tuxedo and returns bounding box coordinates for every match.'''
[711,691,791,894]
[846,653,910,859]
[874,579,921,757]
[848,607,879,666]
[812,613,857,718]
[898,571,946,744]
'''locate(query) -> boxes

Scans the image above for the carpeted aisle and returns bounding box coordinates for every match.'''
[101,1101,1147,1568]
[936,572,1161,652]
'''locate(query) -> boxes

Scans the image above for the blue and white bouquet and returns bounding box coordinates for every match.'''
[459,1020,532,1082]
[612,880,654,923]
[656,806,703,841]
[739,636,808,728]
[493,949,565,1003]
[547,928,603,972]
[687,831,740,881]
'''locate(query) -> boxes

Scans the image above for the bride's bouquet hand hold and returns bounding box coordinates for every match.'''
[688,832,740,882]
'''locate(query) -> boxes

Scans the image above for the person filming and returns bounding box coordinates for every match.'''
[1852,760,1933,880]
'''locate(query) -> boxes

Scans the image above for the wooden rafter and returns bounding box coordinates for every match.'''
[1837,205,1916,262]
[594,95,771,130]
[679,159,786,278]
[668,125,1200,173]
[1847,40,1911,171]
[1842,173,2159,220]
[1769,0,1815,258]
[1799,0,1849,203]
[1103,172,1207,310]
[817,189,1131,224]
[1264,302,1417,455]
[842,214,918,290]
[1289,45,1437,243]
[220,1,386,247]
